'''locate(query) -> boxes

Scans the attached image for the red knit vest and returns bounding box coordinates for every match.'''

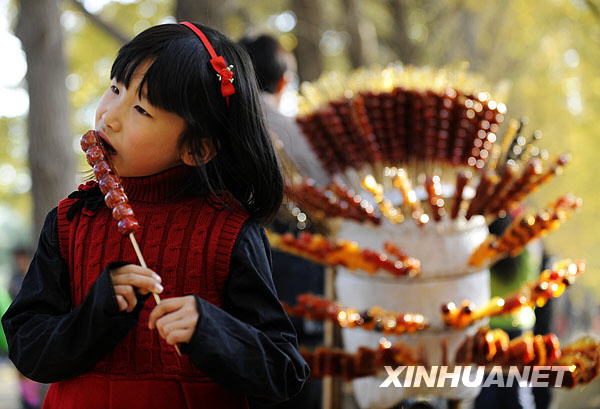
[44,165,250,409]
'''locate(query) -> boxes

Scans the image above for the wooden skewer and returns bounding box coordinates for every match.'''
[129,233,159,304]
[88,134,182,355]
[129,232,182,356]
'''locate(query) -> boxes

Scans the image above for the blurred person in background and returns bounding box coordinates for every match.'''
[531,251,557,409]
[0,273,11,356]
[8,246,42,409]
[9,247,32,301]
[474,214,544,409]
[239,34,329,186]
[239,34,329,409]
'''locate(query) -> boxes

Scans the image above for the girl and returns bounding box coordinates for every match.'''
[2,22,309,409]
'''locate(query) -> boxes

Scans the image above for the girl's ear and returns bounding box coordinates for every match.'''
[180,139,216,166]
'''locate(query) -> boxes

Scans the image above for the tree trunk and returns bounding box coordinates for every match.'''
[457,7,480,69]
[175,0,236,33]
[16,0,75,239]
[342,0,378,68]
[428,4,480,68]
[291,0,323,82]
[388,0,419,65]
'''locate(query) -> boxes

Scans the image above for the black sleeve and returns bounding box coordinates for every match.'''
[1,208,149,383]
[180,221,309,405]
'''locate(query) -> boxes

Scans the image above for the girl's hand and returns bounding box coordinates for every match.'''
[109,264,163,313]
[148,296,199,346]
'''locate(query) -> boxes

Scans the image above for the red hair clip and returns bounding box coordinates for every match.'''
[180,21,235,106]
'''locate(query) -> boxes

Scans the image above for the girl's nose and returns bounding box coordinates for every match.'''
[102,102,123,133]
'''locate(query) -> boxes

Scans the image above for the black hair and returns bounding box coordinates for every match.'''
[110,23,283,223]
[238,35,288,94]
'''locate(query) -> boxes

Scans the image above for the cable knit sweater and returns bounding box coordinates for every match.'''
[2,165,309,409]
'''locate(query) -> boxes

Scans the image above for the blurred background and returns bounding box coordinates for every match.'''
[0,0,599,408]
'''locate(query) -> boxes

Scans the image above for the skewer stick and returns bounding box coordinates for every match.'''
[129,232,182,356]
[129,233,159,304]
[87,133,182,356]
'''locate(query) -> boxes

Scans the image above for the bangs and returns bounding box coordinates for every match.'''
[110,25,210,120]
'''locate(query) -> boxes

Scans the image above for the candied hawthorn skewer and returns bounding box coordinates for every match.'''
[551,337,600,388]
[301,337,419,379]
[392,168,427,225]
[267,230,420,277]
[362,175,404,224]
[304,327,591,382]
[451,171,471,219]
[383,242,421,270]
[442,260,584,329]
[469,195,581,267]
[454,327,561,367]
[502,154,571,215]
[81,130,180,354]
[285,178,373,223]
[81,131,141,235]
[284,294,429,335]
[424,175,445,222]
[491,159,542,215]
[465,170,495,220]
[328,181,381,225]
[483,162,518,218]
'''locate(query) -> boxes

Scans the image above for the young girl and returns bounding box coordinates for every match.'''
[2,22,309,409]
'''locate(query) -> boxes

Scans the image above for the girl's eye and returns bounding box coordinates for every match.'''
[134,105,152,117]
[110,85,119,95]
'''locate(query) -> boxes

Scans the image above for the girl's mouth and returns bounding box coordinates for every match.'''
[98,134,117,155]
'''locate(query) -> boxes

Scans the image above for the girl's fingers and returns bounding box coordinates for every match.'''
[110,264,162,295]
[156,312,192,337]
[165,329,193,346]
[148,298,185,329]
[148,296,199,334]
[115,294,128,312]
[150,307,185,334]
[114,284,137,312]
[162,321,195,340]
[112,264,162,281]
[155,314,178,338]
[112,273,163,295]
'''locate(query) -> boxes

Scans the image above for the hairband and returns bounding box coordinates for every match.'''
[180,21,235,106]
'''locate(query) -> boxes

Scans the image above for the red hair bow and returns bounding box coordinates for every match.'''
[180,21,236,106]
[210,56,235,98]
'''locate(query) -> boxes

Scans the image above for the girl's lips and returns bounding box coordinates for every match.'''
[97,132,117,155]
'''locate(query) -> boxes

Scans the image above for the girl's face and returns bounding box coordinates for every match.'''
[95,62,187,177]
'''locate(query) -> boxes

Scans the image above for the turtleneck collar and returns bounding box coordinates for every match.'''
[120,165,196,203]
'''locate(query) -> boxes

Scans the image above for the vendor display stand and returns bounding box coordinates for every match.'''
[270,65,598,409]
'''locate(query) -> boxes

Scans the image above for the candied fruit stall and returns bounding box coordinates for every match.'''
[268,65,598,408]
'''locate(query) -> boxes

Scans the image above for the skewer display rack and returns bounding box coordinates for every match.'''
[269,64,596,409]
